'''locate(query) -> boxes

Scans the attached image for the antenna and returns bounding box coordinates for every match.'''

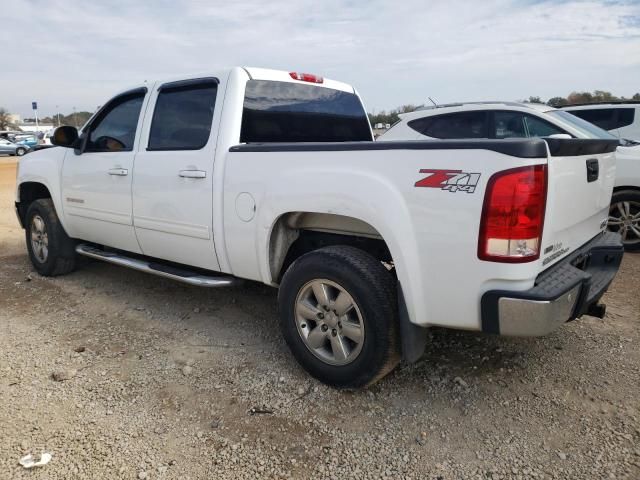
[428,97,438,107]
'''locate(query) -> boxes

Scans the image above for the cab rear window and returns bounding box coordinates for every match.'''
[240,80,372,143]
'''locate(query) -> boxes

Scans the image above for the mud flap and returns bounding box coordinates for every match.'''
[398,283,428,363]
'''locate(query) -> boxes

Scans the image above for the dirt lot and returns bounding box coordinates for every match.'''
[0,158,639,480]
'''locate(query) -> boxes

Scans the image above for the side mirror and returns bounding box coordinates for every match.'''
[51,126,79,148]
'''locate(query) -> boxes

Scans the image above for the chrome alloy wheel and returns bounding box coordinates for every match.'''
[294,279,365,366]
[608,201,640,246]
[30,214,49,263]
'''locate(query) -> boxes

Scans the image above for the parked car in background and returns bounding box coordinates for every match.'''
[15,135,39,149]
[561,103,640,142]
[608,144,640,250]
[0,138,30,156]
[379,102,640,251]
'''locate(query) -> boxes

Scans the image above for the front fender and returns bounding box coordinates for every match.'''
[15,148,67,226]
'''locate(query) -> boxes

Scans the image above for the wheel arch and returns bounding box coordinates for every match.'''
[269,213,429,364]
[263,208,426,330]
[267,212,393,283]
[613,185,640,194]
[16,181,53,228]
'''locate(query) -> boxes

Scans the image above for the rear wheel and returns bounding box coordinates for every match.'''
[278,246,400,388]
[608,190,640,252]
[16,147,26,156]
[25,199,77,276]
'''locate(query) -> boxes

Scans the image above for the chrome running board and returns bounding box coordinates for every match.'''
[75,244,241,288]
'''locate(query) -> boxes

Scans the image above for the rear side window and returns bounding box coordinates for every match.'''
[570,108,617,130]
[148,79,218,150]
[240,80,372,143]
[617,108,635,128]
[408,111,488,139]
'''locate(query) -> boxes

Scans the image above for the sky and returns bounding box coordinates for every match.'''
[1,0,640,118]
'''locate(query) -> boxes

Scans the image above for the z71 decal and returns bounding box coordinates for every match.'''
[415,169,481,193]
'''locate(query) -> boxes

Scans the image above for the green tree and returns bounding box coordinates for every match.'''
[547,96,569,107]
[369,104,421,126]
[526,96,544,104]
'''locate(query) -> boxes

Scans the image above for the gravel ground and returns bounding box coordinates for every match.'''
[1,159,639,479]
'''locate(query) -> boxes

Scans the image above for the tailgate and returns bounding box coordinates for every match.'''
[540,138,619,268]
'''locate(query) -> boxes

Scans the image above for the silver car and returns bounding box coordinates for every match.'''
[0,138,30,156]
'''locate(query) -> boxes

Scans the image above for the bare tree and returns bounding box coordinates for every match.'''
[0,108,11,130]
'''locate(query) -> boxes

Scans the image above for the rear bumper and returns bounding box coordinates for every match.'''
[481,232,624,336]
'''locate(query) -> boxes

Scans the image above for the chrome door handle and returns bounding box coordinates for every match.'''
[108,168,128,176]
[179,170,206,179]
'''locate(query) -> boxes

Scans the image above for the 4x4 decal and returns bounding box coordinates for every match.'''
[415,169,481,193]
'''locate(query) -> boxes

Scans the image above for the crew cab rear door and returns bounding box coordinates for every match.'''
[132,76,223,271]
[539,139,618,267]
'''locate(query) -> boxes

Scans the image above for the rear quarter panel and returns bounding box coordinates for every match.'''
[222,145,548,330]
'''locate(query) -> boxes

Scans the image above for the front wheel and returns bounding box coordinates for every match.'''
[608,190,640,252]
[16,147,26,156]
[25,199,77,276]
[278,246,400,388]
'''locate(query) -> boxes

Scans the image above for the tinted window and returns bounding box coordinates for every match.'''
[148,79,217,150]
[408,111,487,139]
[548,110,619,140]
[86,91,145,152]
[569,108,617,130]
[524,115,565,137]
[240,80,371,143]
[493,111,527,138]
[617,108,635,128]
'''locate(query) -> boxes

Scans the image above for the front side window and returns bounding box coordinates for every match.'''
[408,111,488,139]
[85,91,145,152]
[148,79,218,150]
[240,80,372,143]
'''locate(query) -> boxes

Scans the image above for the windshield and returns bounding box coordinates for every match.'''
[547,110,618,140]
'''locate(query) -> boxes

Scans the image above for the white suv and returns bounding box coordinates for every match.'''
[379,102,640,251]
[561,103,640,142]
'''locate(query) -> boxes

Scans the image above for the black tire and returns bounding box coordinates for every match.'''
[278,246,400,389]
[25,199,77,276]
[608,190,640,252]
[16,147,26,156]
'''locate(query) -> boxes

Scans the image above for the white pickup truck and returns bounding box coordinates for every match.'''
[15,67,624,388]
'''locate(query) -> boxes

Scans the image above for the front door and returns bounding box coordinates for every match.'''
[132,77,221,270]
[61,88,147,253]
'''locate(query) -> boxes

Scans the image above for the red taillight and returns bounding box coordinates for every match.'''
[289,72,324,84]
[478,165,547,263]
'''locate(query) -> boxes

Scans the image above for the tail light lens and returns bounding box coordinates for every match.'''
[289,72,324,84]
[478,165,547,263]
